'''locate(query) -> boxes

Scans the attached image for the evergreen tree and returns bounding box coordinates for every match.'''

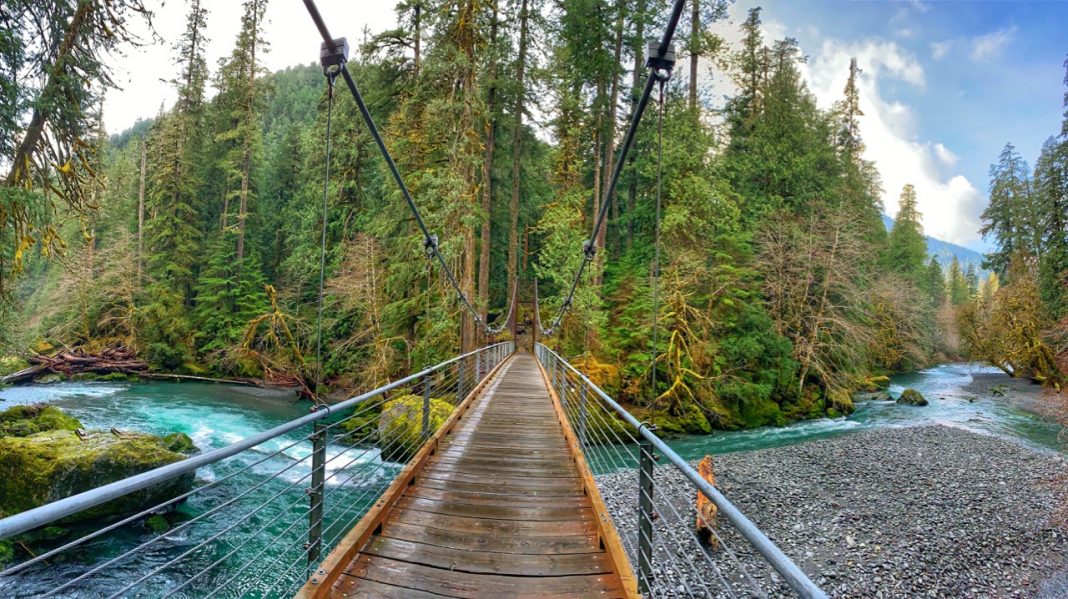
[885,184,927,283]
[925,257,945,305]
[948,256,968,305]
[1033,135,1068,318]
[215,0,269,265]
[981,142,1037,276]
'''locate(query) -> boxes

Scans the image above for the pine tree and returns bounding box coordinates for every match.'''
[885,184,927,283]
[215,0,268,266]
[948,256,969,305]
[1033,135,1068,318]
[925,257,945,305]
[981,142,1037,276]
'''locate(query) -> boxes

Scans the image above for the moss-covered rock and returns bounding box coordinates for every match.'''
[651,403,713,435]
[0,404,83,437]
[0,429,194,522]
[338,408,381,445]
[897,388,928,406]
[0,355,29,377]
[144,514,171,534]
[162,432,198,455]
[0,539,13,566]
[378,394,453,462]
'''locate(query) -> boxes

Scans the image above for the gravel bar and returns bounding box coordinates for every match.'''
[596,425,1067,598]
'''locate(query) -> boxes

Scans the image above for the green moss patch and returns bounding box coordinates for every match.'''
[0,404,83,437]
[378,394,453,462]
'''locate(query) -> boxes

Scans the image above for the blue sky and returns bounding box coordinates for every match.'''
[721,0,1067,249]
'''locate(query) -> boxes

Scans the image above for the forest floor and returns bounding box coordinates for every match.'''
[598,425,1067,598]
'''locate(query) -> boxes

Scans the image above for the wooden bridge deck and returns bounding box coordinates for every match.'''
[305,352,634,599]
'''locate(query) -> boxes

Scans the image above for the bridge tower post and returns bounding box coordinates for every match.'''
[308,419,327,568]
[638,433,656,594]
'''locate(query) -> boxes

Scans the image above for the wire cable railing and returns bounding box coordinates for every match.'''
[0,342,513,598]
[535,343,826,599]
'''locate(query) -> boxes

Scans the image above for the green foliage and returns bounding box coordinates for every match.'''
[192,235,269,355]
[378,394,453,462]
[885,184,927,284]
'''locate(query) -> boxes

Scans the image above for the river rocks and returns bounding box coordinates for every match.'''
[144,514,171,534]
[596,426,1067,598]
[378,394,453,461]
[162,432,197,454]
[896,388,928,406]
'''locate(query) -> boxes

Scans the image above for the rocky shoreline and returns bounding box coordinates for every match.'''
[964,372,1064,422]
[597,425,1067,598]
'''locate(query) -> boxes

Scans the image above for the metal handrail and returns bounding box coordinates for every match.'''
[0,342,512,540]
[535,343,826,599]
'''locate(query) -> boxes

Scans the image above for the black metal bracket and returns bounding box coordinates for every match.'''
[424,234,439,258]
[582,239,597,261]
[320,37,349,81]
[646,40,676,81]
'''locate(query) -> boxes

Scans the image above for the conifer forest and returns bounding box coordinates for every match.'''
[2,0,1067,433]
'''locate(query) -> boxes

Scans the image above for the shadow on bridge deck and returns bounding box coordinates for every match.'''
[299,352,635,598]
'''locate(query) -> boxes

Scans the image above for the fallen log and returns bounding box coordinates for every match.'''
[0,364,49,385]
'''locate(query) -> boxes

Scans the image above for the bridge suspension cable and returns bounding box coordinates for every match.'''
[539,0,683,337]
[304,0,504,339]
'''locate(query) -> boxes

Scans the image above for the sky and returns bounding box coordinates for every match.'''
[101,0,1068,251]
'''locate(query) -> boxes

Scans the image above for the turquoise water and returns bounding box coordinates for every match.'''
[668,362,1063,460]
[0,363,1061,596]
[0,382,396,598]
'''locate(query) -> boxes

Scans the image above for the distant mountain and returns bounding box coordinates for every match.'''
[881,214,985,270]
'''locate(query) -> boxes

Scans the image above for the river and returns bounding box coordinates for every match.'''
[0,362,1061,597]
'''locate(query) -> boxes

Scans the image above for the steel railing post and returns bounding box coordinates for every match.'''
[457,358,465,403]
[558,362,567,409]
[638,434,655,594]
[476,350,482,383]
[421,373,431,438]
[308,420,327,567]
[578,383,588,447]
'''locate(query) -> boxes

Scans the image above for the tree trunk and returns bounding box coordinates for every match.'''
[478,0,499,322]
[605,0,624,259]
[413,4,422,77]
[237,2,260,268]
[689,0,699,110]
[4,2,91,186]
[508,0,530,308]
[626,0,646,252]
[137,135,146,287]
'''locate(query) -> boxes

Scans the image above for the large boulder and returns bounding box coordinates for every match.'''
[896,388,928,406]
[0,404,196,522]
[0,429,195,521]
[378,394,453,462]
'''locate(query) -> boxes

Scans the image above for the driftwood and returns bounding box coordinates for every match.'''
[695,455,719,548]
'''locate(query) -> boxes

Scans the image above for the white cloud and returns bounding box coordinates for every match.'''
[933,143,959,167]
[895,28,916,39]
[804,39,984,245]
[970,26,1016,61]
[909,0,931,14]
[930,40,952,60]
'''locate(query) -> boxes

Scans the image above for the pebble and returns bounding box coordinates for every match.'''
[594,425,1067,598]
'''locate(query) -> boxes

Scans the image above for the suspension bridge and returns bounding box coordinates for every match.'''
[0,0,827,597]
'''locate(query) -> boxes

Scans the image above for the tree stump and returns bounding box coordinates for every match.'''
[695,455,718,547]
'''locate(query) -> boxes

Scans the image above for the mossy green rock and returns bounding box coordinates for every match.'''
[897,388,928,406]
[145,514,171,534]
[162,432,198,454]
[0,429,194,522]
[652,403,712,435]
[0,404,83,437]
[0,539,13,566]
[379,394,453,461]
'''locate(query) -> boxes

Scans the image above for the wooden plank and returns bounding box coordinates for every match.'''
[296,355,515,599]
[418,470,584,490]
[345,554,626,599]
[332,575,453,599]
[415,476,587,497]
[361,536,616,576]
[379,520,601,555]
[394,495,596,522]
[406,486,591,508]
[390,507,599,536]
[536,358,640,599]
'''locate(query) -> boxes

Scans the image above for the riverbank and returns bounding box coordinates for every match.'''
[965,371,1064,422]
[599,425,1067,598]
